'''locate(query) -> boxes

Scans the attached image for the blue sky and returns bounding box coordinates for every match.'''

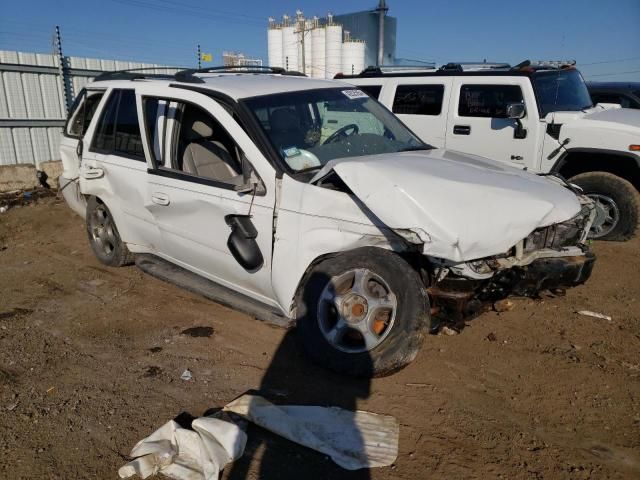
[2,0,639,80]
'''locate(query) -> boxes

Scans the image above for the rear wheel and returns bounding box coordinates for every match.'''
[569,171,640,241]
[85,197,134,267]
[296,248,430,377]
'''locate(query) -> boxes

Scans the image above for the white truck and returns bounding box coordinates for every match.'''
[340,60,640,241]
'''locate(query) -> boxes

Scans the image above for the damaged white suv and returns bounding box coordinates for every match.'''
[59,67,596,377]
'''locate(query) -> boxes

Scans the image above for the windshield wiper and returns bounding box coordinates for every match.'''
[398,145,431,152]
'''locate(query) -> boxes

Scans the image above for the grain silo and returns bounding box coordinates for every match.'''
[311,20,326,78]
[325,13,343,79]
[342,38,366,76]
[267,18,283,68]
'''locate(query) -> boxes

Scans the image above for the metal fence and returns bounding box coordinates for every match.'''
[0,49,174,167]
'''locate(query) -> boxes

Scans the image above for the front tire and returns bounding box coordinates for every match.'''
[569,171,640,241]
[85,197,134,267]
[296,248,430,377]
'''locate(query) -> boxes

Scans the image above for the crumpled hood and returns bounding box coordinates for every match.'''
[312,149,581,262]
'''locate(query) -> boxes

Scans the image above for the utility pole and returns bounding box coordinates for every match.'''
[54,25,72,114]
[197,44,201,69]
[294,11,313,75]
[375,0,388,66]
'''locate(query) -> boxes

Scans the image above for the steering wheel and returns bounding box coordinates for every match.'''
[323,124,359,145]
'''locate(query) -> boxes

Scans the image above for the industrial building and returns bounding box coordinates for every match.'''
[267,1,396,78]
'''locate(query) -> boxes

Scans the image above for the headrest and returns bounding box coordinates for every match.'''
[188,120,213,140]
[270,108,300,132]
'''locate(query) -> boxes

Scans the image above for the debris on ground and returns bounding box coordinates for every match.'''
[486,332,497,342]
[119,394,399,479]
[223,393,399,470]
[0,206,8,213]
[180,369,193,381]
[440,326,459,336]
[493,299,515,312]
[577,310,612,321]
[118,412,247,480]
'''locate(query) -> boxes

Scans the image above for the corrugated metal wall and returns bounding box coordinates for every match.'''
[0,50,171,167]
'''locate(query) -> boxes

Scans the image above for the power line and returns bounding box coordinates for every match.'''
[581,56,640,66]
[585,70,640,78]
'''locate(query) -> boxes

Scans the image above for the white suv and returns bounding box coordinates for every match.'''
[341,61,640,241]
[59,67,595,377]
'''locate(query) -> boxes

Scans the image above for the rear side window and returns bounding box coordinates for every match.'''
[66,90,104,137]
[393,84,444,115]
[459,85,524,118]
[91,89,145,160]
[359,85,382,99]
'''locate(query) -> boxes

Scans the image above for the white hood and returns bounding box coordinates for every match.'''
[552,105,640,133]
[313,149,582,262]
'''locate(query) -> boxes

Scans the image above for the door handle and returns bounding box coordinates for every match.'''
[511,155,523,161]
[83,167,104,179]
[453,125,471,135]
[151,192,170,206]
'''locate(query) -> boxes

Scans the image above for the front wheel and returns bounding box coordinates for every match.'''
[569,171,640,241]
[296,248,430,377]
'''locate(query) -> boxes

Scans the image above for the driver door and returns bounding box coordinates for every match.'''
[137,85,278,304]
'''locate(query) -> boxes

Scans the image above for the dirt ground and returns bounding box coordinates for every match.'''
[1,196,639,480]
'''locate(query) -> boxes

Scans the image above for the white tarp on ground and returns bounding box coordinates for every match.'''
[118,394,399,479]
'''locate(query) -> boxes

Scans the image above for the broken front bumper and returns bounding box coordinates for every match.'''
[428,251,596,319]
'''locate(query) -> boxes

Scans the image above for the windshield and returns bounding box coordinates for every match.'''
[532,69,593,116]
[243,87,428,172]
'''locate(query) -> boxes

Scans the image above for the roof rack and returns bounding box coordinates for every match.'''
[93,65,306,84]
[438,62,511,72]
[511,59,577,71]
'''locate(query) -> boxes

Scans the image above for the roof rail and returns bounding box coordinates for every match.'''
[175,65,306,81]
[93,65,305,84]
[93,67,188,83]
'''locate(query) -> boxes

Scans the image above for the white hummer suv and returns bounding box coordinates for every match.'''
[341,60,640,241]
[59,66,595,377]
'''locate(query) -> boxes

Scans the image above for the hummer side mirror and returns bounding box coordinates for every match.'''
[506,103,526,119]
[506,103,527,139]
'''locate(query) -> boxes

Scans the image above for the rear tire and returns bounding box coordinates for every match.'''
[296,247,430,377]
[85,197,134,267]
[569,171,640,241]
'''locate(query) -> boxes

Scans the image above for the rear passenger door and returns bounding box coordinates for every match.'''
[384,79,452,148]
[80,88,160,252]
[445,78,539,169]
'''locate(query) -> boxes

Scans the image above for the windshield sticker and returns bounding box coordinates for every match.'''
[342,89,368,100]
[282,146,301,158]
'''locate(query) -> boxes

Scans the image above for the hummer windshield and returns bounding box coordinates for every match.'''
[532,69,593,117]
[243,87,428,173]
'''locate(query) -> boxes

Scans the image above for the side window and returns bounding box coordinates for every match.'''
[459,84,524,118]
[91,89,144,159]
[92,91,119,152]
[393,84,444,115]
[114,90,144,158]
[143,98,168,167]
[144,99,243,185]
[359,85,382,99]
[66,90,105,137]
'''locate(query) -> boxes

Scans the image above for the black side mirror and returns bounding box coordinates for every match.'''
[225,215,263,271]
